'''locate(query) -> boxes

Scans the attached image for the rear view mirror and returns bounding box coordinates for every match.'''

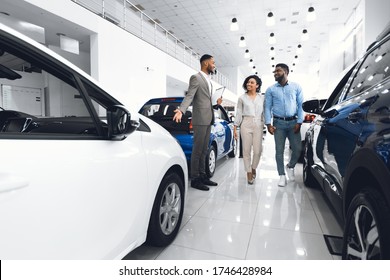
[303,99,323,114]
[107,105,139,140]
[0,64,22,80]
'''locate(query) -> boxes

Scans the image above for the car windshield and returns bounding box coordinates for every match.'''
[140,102,192,118]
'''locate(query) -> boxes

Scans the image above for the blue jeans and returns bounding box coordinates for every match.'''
[273,119,302,175]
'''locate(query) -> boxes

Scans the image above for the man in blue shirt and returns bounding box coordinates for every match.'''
[264,63,304,187]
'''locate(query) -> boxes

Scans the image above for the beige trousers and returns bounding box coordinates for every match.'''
[240,116,264,172]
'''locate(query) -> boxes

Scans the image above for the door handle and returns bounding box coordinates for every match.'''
[0,173,29,193]
[348,111,362,122]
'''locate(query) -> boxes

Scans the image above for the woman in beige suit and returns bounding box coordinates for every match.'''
[233,75,264,184]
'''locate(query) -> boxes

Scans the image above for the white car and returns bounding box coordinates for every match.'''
[299,99,327,162]
[0,23,188,259]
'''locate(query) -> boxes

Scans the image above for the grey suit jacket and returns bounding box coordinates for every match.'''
[179,72,214,125]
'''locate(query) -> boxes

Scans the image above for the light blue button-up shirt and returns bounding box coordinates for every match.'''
[264,81,304,124]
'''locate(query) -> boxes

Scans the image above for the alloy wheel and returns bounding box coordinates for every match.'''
[159,182,181,235]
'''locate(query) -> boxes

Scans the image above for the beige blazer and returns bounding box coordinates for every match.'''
[179,72,214,125]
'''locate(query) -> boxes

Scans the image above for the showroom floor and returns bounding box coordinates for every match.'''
[124,134,343,260]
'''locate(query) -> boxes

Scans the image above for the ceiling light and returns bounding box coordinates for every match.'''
[239,36,246,47]
[294,55,299,63]
[269,47,275,56]
[266,12,275,26]
[306,7,316,22]
[301,29,309,41]
[249,59,254,67]
[230,17,239,31]
[244,49,250,58]
[297,44,303,54]
[268,32,276,44]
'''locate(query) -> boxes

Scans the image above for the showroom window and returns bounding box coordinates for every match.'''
[345,38,390,100]
[0,44,101,137]
[322,65,356,111]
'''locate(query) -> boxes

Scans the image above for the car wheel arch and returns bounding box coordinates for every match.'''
[343,148,390,219]
[342,188,390,259]
[145,168,185,246]
[145,165,186,224]
[205,142,217,178]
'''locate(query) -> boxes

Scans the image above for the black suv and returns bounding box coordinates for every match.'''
[303,22,390,260]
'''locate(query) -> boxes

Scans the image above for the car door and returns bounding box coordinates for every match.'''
[324,38,390,180]
[310,65,357,194]
[212,105,232,156]
[312,38,389,200]
[219,105,234,154]
[0,30,148,259]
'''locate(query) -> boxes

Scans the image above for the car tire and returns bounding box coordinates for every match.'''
[298,140,305,163]
[206,145,216,178]
[228,139,236,158]
[342,189,390,260]
[303,141,319,188]
[146,172,184,247]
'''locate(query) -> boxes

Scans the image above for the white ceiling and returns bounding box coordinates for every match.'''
[131,0,362,77]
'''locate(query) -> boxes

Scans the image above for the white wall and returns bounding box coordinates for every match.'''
[48,45,91,74]
[364,0,390,48]
[0,72,44,112]
[299,0,365,101]
[90,23,167,112]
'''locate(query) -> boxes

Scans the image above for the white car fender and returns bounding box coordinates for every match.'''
[137,114,188,209]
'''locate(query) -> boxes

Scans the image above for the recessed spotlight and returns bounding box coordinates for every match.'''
[230,18,239,31]
[266,12,275,26]
[307,7,316,22]
[239,36,246,47]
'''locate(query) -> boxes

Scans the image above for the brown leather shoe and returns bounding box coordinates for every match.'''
[252,168,257,179]
[191,178,209,191]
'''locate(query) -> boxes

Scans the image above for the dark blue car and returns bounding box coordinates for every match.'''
[302,22,390,259]
[139,97,236,177]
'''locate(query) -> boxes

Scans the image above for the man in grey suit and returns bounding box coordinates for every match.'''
[173,54,222,191]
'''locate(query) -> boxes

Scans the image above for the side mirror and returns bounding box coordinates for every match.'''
[107,105,139,140]
[322,108,339,119]
[302,99,323,114]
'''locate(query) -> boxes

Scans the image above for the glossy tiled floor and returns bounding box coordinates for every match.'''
[124,134,343,260]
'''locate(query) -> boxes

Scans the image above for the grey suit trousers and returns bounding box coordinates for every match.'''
[191,124,211,178]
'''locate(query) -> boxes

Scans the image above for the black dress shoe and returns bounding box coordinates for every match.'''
[201,176,218,186]
[191,178,209,191]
